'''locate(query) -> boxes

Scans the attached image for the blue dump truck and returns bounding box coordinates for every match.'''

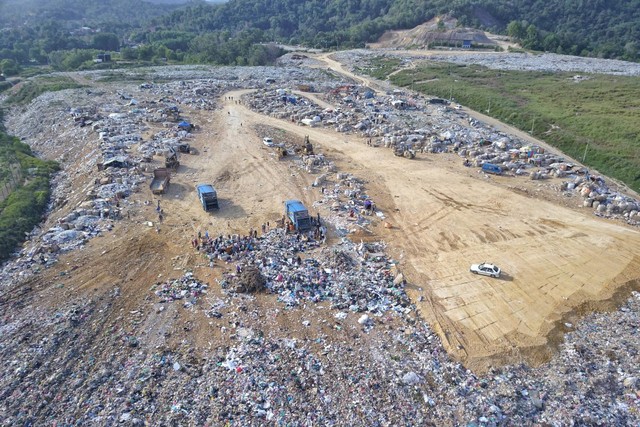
[481,163,502,175]
[196,184,219,211]
[285,200,312,231]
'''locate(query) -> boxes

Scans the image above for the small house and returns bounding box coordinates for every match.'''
[95,53,111,63]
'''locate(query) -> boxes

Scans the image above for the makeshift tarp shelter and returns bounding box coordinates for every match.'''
[98,156,129,170]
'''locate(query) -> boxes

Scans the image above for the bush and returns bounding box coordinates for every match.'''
[0,130,59,263]
[6,76,83,105]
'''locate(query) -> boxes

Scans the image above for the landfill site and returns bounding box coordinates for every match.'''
[1,49,640,425]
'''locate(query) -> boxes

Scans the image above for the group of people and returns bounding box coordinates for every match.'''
[190,213,329,266]
[193,232,257,263]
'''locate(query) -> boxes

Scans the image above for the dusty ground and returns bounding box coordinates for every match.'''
[7,52,640,377]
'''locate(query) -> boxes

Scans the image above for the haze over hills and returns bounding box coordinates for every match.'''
[0,0,183,27]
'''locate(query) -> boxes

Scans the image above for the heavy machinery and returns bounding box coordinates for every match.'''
[303,135,313,155]
[150,168,170,194]
[196,184,219,211]
[165,147,180,169]
[177,143,192,154]
[393,145,415,159]
[481,163,502,175]
[285,200,312,231]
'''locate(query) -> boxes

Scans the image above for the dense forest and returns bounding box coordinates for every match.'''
[463,0,640,59]
[0,0,638,72]
[150,0,640,59]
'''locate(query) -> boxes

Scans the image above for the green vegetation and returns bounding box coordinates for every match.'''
[493,0,640,60]
[6,76,84,105]
[0,122,59,263]
[1,0,639,71]
[154,0,640,59]
[356,57,403,80]
[375,60,640,192]
[0,81,12,93]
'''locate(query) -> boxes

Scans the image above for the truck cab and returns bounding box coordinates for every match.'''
[481,163,502,175]
[285,200,312,231]
[196,184,219,211]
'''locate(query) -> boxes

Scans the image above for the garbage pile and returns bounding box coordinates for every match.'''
[227,266,266,293]
[428,52,640,76]
[333,49,640,78]
[153,272,208,307]
[566,174,640,225]
[242,70,640,226]
[1,285,638,425]
[1,62,639,426]
[210,230,408,314]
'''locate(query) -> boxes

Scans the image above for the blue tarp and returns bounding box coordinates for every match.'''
[178,121,191,128]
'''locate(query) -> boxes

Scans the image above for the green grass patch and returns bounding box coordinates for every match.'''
[95,71,151,82]
[365,61,640,193]
[0,132,59,263]
[19,66,55,78]
[354,56,402,80]
[6,76,84,105]
[0,81,12,93]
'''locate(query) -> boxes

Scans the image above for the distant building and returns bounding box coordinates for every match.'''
[421,30,494,49]
[95,53,112,63]
[71,26,95,36]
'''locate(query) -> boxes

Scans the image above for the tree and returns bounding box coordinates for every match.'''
[623,41,638,61]
[93,33,120,51]
[542,33,560,52]
[506,20,525,41]
[136,44,154,61]
[119,47,137,60]
[60,50,94,70]
[0,59,20,76]
[523,24,540,50]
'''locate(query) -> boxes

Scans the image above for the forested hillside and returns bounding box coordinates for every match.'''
[461,0,640,59]
[0,0,638,73]
[152,0,639,59]
[0,0,186,28]
[0,0,192,73]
